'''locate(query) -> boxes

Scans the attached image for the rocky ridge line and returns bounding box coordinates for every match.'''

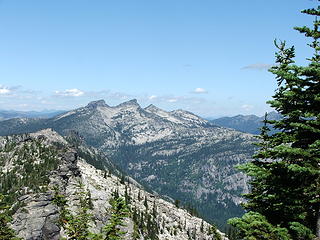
[1,129,228,240]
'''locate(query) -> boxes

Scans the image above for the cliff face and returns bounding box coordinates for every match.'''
[1,129,227,240]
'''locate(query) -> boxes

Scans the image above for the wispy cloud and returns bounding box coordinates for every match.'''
[241,104,254,111]
[0,85,26,96]
[148,95,157,100]
[0,85,11,95]
[109,92,131,100]
[191,87,208,94]
[143,94,207,106]
[54,88,84,97]
[242,63,273,71]
[167,98,178,103]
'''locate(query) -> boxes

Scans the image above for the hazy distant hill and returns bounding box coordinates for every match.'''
[210,112,281,134]
[0,99,256,228]
[0,109,65,121]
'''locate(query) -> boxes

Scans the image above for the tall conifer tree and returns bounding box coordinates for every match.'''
[229,2,320,239]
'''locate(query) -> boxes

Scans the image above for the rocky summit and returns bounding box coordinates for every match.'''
[0,99,256,228]
[0,129,227,240]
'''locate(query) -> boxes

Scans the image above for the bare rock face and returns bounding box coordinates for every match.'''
[11,194,60,240]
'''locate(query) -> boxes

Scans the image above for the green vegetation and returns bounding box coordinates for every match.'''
[207,225,222,240]
[131,201,159,240]
[54,185,132,240]
[174,199,180,208]
[54,182,94,240]
[0,138,60,209]
[228,2,320,240]
[0,136,62,239]
[101,191,130,240]
[0,194,21,240]
[229,212,291,240]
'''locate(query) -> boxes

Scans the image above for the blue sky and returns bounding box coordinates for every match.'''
[0,0,317,117]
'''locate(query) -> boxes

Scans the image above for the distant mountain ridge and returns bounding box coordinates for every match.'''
[0,109,65,121]
[0,99,256,228]
[210,112,281,134]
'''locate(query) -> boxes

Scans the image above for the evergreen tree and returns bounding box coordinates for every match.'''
[54,184,93,240]
[228,212,291,240]
[124,186,130,205]
[152,201,157,218]
[120,175,125,184]
[0,194,20,240]
[200,220,204,233]
[139,212,145,234]
[144,196,148,209]
[102,193,129,240]
[174,199,180,208]
[229,2,320,239]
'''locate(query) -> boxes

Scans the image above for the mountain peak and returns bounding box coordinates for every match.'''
[86,100,108,109]
[145,104,155,109]
[116,99,140,108]
[144,104,163,112]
